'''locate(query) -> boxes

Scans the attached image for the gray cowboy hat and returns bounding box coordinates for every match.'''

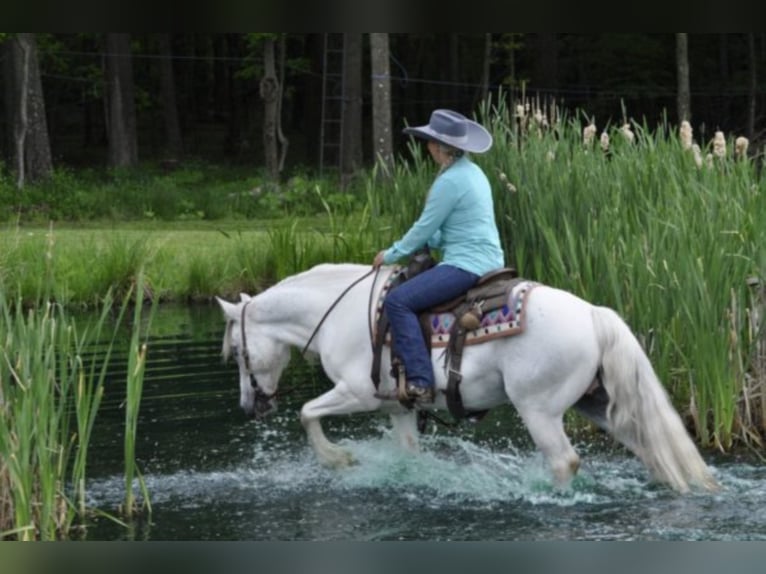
[403,109,493,153]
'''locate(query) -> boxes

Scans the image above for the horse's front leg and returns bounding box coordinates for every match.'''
[389,411,420,452]
[299,384,378,468]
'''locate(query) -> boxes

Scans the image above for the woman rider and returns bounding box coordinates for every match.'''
[372,109,505,403]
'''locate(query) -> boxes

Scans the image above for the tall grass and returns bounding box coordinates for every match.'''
[0,282,150,539]
[121,274,153,519]
[467,96,766,448]
[367,96,765,446]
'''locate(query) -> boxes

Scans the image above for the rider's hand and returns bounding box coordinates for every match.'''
[372,250,386,269]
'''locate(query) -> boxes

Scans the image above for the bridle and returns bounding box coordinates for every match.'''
[239,299,282,402]
[299,267,378,357]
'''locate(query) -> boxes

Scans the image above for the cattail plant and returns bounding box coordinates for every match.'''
[600,131,610,153]
[692,144,703,169]
[736,136,749,159]
[679,120,693,150]
[713,131,727,159]
[121,274,153,520]
[620,122,635,144]
[583,123,597,147]
[471,102,766,448]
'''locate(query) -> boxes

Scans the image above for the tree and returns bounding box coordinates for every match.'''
[4,33,53,187]
[478,33,492,107]
[261,35,279,179]
[104,33,138,168]
[341,33,363,185]
[260,34,289,180]
[746,33,756,142]
[158,34,183,159]
[676,33,691,122]
[369,33,393,176]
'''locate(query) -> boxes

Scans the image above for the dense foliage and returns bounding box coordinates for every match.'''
[1,33,763,171]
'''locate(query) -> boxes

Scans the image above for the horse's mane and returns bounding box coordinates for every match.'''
[274,263,371,290]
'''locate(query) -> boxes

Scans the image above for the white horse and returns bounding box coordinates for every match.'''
[216,263,718,494]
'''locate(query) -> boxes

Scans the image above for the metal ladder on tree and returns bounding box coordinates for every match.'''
[319,33,345,176]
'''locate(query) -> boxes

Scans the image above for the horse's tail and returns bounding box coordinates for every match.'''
[591,305,718,493]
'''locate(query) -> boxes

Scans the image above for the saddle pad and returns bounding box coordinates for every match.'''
[375,270,539,348]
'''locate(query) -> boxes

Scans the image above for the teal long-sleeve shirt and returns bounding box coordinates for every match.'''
[383,155,505,276]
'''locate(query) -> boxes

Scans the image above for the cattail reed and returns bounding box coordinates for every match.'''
[713,131,727,159]
[736,136,749,159]
[583,123,597,147]
[680,120,693,150]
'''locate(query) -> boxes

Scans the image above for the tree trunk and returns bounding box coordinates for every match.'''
[676,33,691,123]
[158,34,183,159]
[369,33,393,177]
[747,33,757,142]
[5,33,53,187]
[341,33,363,184]
[104,33,138,167]
[261,36,280,180]
[276,34,289,172]
[479,33,492,107]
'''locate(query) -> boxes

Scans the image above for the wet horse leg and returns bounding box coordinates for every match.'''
[518,409,581,486]
[299,384,377,468]
[389,411,420,452]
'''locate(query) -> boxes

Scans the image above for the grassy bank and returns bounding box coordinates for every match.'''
[0,214,392,307]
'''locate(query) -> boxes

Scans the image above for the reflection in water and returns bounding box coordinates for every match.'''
[83,304,766,541]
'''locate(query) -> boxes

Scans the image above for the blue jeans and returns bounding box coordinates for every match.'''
[384,264,479,389]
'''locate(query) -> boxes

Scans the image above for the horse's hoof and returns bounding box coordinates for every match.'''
[321,448,356,469]
[336,451,357,468]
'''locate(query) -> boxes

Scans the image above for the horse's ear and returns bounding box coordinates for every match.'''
[239,293,252,302]
[215,296,239,322]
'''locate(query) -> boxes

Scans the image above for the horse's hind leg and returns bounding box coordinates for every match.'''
[518,410,581,487]
[572,378,610,432]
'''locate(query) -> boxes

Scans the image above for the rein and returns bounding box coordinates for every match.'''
[300,267,378,357]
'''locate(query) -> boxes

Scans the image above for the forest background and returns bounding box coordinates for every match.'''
[2,33,763,185]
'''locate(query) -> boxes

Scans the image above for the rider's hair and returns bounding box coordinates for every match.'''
[438,142,464,159]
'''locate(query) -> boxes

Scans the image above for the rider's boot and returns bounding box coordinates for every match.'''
[405,382,435,404]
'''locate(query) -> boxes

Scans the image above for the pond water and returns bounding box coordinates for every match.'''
[81,304,766,541]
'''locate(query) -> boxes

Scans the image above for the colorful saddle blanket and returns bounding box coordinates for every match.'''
[374,271,539,348]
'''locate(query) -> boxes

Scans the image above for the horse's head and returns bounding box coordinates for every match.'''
[216,294,291,419]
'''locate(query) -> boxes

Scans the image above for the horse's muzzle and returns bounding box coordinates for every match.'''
[244,386,278,419]
[252,396,277,418]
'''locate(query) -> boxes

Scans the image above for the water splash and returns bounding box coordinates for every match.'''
[85,422,766,540]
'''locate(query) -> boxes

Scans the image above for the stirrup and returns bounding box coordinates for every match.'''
[405,383,435,404]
